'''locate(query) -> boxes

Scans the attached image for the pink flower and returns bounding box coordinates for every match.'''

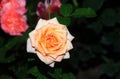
[36,0,62,19]
[0,0,28,36]
[1,0,27,14]
[1,6,28,36]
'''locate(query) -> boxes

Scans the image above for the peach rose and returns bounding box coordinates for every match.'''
[27,18,74,67]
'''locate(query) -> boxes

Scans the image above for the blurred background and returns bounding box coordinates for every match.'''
[0,0,120,79]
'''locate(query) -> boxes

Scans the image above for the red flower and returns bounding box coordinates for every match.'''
[50,0,61,14]
[0,0,28,36]
[36,0,62,20]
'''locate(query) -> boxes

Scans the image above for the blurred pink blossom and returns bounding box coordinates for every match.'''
[0,0,28,36]
[1,0,27,14]
[36,0,62,19]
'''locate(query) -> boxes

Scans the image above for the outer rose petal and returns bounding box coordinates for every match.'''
[35,18,59,29]
[27,39,36,53]
[47,17,59,25]
[55,55,64,62]
[67,40,73,51]
[35,19,47,29]
[49,63,55,67]
[36,51,54,64]
[67,32,74,41]
[64,26,74,41]
[55,52,70,62]
[64,52,70,59]
[29,30,37,47]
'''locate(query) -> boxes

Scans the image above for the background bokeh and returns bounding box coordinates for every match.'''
[0,0,120,79]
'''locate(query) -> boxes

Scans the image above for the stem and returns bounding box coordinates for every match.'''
[45,0,51,19]
[46,0,51,19]
[48,3,51,19]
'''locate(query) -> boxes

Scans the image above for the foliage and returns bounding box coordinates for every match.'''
[0,0,120,79]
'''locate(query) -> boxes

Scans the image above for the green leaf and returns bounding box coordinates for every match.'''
[72,8,97,18]
[48,68,62,79]
[9,63,28,79]
[60,4,73,17]
[83,0,105,10]
[0,37,19,62]
[61,73,76,79]
[54,68,62,77]
[28,66,40,76]
[0,34,28,63]
[37,74,48,79]
[58,17,71,26]
[48,68,75,79]
[51,14,71,26]
[28,66,48,79]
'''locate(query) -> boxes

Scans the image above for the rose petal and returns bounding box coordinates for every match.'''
[35,19,47,29]
[29,30,36,46]
[64,27,74,41]
[27,39,36,53]
[67,40,73,51]
[55,55,64,62]
[36,52,54,64]
[68,33,74,41]
[49,62,55,67]
[47,17,59,25]
[64,52,70,59]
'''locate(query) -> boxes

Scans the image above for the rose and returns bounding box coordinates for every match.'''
[1,6,28,36]
[27,18,74,67]
[0,0,28,36]
[1,0,27,14]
